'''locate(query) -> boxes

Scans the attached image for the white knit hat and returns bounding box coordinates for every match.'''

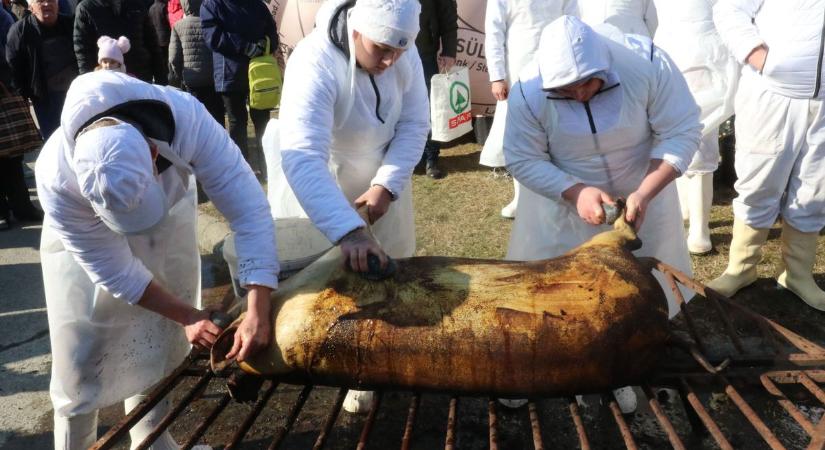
[349,0,421,50]
[97,35,131,66]
[74,122,168,235]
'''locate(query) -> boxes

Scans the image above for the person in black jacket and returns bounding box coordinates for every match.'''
[147,0,169,83]
[73,0,163,83]
[5,0,77,138]
[416,0,457,179]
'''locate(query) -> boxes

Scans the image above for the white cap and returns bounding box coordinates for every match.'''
[74,122,168,235]
[349,0,421,50]
[538,16,611,91]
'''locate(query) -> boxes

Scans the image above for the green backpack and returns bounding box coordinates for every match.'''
[248,37,283,110]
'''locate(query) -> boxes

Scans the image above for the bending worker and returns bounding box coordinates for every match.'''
[278,0,429,413]
[37,70,279,449]
[708,0,825,311]
[503,16,701,412]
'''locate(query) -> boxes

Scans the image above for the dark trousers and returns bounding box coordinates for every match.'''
[0,156,35,219]
[32,90,67,140]
[221,91,270,174]
[420,53,440,161]
[190,86,225,126]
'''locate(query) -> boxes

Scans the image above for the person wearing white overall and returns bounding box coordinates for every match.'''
[36,70,279,449]
[654,0,738,255]
[503,16,701,413]
[579,0,658,37]
[481,0,579,218]
[707,0,825,311]
[277,0,429,413]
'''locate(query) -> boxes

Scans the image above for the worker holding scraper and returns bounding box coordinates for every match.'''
[277,0,429,414]
[36,70,279,449]
[502,16,702,413]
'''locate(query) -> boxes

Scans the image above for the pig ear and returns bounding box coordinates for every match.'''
[210,323,239,374]
[117,36,131,54]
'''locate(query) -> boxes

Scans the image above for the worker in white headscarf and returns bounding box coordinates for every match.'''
[579,0,658,37]
[37,70,279,449]
[278,0,429,413]
[504,16,701,413]
[480,0,579,218]
[707,0,825,310]
[654,0,738,255]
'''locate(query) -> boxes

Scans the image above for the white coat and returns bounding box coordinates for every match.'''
[278,0,430,257]
[580,0,658,37]
[714,0,825,232]
[480,0,579,167]
[503,28,701,318]
[36,71,279,416]
[655,0,737,174]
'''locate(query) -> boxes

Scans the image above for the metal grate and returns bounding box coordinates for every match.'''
[91,260,825,450]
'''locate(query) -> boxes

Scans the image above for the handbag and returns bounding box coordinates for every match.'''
[0,82,43,158]
[430,66,473,142]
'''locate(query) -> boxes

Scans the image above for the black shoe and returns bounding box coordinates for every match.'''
[13,206,43,222]
[426,159,445,179]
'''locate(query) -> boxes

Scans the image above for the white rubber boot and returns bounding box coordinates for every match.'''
[612,386,638,414]
[54,411,98,450]
[343,390,375,414]
[501,179,520,218]
[776,222,825,311]
[498,398,528,408]
[125,394,180,450]
[675,175,690,221]
[686,173,713,255]
[705,219,769,297]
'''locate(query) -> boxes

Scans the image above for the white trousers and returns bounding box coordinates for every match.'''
[732,75,825,233]
[54,393,178,450]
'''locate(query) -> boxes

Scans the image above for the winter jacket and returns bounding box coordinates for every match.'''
[714,0,825,99]
[6,13,77,100]
[579,0,657,37]
[148,0,171,46]
[168,0,213,88]
[200,0,277,93]
[73,0,163,82]
[168,0,183,27]
[0,6,14,85]
[416,0,458,58]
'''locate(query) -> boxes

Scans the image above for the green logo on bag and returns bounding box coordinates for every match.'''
[449,81,470,114]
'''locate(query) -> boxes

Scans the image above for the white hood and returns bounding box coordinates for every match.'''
[538,15,612,90]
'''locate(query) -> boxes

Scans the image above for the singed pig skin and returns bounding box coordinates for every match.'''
[213,222,669,397]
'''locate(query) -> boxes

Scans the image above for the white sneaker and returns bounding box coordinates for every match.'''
[500,199,517,218]
[498,398,528,408]
[612,386,638,414]
[191,446,213,450]
[343,390,375,414]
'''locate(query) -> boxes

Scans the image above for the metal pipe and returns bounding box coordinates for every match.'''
[679,378,733,450]
[269,384,314,450]
[355,391,383,450]
[488,399,499,450]
[444,397,458,450]
[603,393,638,450]
[800,372,825,404]
[312,388,347,450]
[719,375,786,450]
[527,402,544,450]
[181,393,231,450]
[760,374,814,435]
[661,269,709,355]
[641,386,685,450]
[705,290,745,354]
[567,397,591,450]
[135,371,214,450]
[225,380,279,450]
[400,394,421,450]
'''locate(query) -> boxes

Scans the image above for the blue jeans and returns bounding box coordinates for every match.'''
[420,53,440,161]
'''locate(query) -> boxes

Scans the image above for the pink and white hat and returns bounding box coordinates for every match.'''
[97,35,131,66]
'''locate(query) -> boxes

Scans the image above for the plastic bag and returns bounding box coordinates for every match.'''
[430,66,473,142]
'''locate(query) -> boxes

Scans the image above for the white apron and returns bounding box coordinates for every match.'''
[506,92,693,318]
[481,1,573,167]
[42,160,200,416]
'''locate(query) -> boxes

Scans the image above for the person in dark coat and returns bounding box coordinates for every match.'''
[73,0,163,83]
[168,0,222,123]
[201,0,276,174]
[416,0,457,179]
[147,0,169,83]
[5,0,77,138]
[0,3,43,230]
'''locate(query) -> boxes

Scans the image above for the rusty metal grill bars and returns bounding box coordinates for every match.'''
[93,263,825,450]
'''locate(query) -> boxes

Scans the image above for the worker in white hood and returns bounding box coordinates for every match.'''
[579,0,658,37]
[707,0,825,311]
[654,0,738,255]
[278,0,429,413]
[503,16,701,413]
[36,70,279,449]
[481,0,579,218]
